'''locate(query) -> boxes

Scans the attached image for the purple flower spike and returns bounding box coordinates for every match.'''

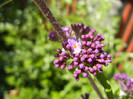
[114,72,133,97]
[52,23,112,81]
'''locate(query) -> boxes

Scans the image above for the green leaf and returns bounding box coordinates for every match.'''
[0,0,12,8]
[95,72,114,99]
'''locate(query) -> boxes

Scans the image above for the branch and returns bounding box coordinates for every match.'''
[32,0,67,42]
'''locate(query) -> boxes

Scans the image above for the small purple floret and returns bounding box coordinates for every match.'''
[82,72,88,78]
[55,64,60,68]
[68,65,73,70]
[79,63,84,69]
[73,73,78,78]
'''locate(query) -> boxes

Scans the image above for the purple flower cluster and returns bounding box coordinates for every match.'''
[50,23,112,81]
[113,73,133,97]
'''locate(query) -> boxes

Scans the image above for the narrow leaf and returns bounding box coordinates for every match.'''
[95,72,114,99]
[0,0,12,8]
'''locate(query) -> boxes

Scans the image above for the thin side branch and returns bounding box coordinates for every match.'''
[86,72,104,99]
[32,0,67,42]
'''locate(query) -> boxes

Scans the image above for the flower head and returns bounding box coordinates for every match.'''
[113,73,133,98]
[50,23,112,81]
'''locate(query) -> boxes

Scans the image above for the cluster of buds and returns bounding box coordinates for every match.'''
[49,23,112,81]
[113,73,133,97]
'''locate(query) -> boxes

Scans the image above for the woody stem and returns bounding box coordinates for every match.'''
[32,0,67,42]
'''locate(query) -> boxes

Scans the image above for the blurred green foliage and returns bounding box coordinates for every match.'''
[0,0,132,99]
[0,0,12,8]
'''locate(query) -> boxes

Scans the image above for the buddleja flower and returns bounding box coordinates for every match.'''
[49,23,112,81]
[113,73,133,98]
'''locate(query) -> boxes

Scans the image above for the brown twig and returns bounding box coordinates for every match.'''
[86,72,104,99]
[32,0,67,42]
